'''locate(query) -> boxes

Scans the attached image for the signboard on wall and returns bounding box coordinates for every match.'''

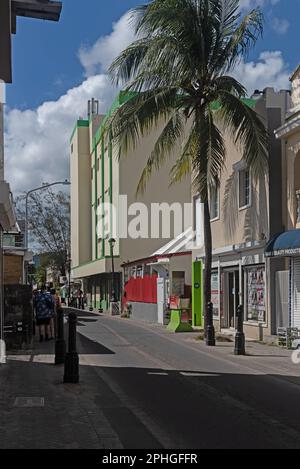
[245,266,266,323]
[211,272,219,318]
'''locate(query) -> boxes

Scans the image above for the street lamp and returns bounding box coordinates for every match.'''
[108,238,116,302]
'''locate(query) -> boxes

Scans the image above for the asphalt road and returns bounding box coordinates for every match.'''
[75,312,300,449]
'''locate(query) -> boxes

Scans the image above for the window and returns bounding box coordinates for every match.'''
[194,196,203,247]
[239,169,251,209]
[209,182,220,220]
[70,143,73,154]
[172,271,185,296]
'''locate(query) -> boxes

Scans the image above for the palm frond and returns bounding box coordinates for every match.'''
[136,111,185,194]
[193,107,226,197]
[107,87,179,154]
[217,90,269,178]
[169,123,197,184]
[222,8,263,72]
[213,75,247,97]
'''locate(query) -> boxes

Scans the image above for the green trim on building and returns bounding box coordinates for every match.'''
[192,260,203,327]
[109,133,113,240]
[210,98,256,111]
[94,144,98,259]
[101,137,105,258]
[93,91,137,148]
[70,119,89,143]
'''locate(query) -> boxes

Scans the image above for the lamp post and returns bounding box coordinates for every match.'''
[67,249,72,307]
[108,238,116,302]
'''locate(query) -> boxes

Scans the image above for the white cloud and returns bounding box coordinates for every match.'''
[239,0,280,9]
[78,12,135,77]
[4,75,116,194]
[270,16,290,34]
[4,12,134,194]
[233,51,290,95]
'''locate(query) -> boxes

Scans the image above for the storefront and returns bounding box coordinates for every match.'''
[194,240,270,339]
[266,230,300,329]
[209,263,266,331]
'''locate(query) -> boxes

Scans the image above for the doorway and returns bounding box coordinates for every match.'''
[224,269,240,329]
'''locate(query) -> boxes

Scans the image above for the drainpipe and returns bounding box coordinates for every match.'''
[218,257,221,332]
[0,93,5,363]
[0,226,5,364]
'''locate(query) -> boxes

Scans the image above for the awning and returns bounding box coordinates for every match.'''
[265,230,300,257]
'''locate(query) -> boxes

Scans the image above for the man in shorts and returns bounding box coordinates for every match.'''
[34,285,55,342]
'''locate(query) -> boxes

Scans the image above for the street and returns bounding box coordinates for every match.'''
[1,311,300,449]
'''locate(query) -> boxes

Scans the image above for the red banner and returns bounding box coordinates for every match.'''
[125,275,157,304]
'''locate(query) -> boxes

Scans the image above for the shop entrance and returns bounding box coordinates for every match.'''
[224,269,240,329]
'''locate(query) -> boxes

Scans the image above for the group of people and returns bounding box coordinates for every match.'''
[33,285,61,342]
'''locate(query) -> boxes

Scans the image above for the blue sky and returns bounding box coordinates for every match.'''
[7,0,138,108]
[4,0,300,193]
[7,0,300,109]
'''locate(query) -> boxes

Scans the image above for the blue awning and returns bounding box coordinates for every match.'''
[265,230,300,257]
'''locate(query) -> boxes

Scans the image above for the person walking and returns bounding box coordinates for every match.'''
[60,284,67,305]
[77,288,84,310]
[50,288,61,339]
[34,285,55,342]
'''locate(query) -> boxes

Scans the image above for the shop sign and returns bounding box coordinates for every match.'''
[266,248,300,257]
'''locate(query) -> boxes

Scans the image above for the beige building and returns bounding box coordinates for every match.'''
[270,64,300,331]
[193,88,291,340]
[70,93,191,312]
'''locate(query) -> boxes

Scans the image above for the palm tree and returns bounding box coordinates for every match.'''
[107,0,269,344]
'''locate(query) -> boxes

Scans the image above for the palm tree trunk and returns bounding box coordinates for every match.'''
[203,196,215,346]
[203,199,212,314]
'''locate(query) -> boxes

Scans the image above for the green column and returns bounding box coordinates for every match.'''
[192,260,203,327]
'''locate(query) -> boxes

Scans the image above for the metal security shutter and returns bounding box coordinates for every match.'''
[293,258,300,328]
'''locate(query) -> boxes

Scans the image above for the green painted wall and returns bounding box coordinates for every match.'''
[192,260,203,327]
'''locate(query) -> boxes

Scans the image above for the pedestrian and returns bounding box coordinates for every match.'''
[77,288,83,310]
[34,285,55,342]
[50,288,61,339]
[60,284,67,305]
[32,289,38,336]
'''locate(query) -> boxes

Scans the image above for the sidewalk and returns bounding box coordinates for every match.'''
[0,332,123,449]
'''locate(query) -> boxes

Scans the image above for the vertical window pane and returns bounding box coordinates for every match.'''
[210,183,219,220]
[239,169,251,208]
[195,196,203,247]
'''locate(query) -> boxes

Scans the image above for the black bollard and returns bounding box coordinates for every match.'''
[234,305,246,356]
[63,312,79,383]
[55,308,66,365]
[206,302,216,346]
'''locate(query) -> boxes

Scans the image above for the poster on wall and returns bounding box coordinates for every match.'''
[172,272,185,297]
[211,272,220,318]
[246,266,266,323]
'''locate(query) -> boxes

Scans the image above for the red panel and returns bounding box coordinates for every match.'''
[125,275,157,304]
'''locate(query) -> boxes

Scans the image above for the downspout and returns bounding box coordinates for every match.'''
[0,225,5,364]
